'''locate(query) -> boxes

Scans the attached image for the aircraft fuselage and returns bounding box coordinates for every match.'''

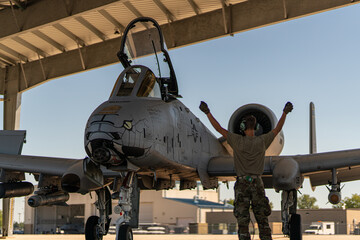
[85,97,228,181]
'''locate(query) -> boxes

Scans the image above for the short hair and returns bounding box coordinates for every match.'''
[244,115,256,130]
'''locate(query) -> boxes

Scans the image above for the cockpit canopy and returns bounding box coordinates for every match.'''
[110,65,162,99]
[116,17,179,98]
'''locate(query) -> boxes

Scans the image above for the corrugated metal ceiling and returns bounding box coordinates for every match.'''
[0,0,247,67]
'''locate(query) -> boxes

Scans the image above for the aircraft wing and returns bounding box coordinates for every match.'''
[208,148,360,187]
[0,153,123,181]
[0,153,81,176]
[292,148,360,187]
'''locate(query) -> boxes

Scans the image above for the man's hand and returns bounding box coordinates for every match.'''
[199,101,210,114]
[283,102,293,114]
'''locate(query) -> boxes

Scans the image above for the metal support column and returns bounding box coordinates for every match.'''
[2,65,22,237]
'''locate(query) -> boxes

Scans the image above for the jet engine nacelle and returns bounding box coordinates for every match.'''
[0,182,34,198]
[328,191,341,204]
[228,104,284,156]
[28,192,70,207]
[61,159,104,194]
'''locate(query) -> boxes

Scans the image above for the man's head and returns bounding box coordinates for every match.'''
[243,115,257,130]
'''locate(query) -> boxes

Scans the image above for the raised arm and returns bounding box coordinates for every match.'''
[272,102,293,136]
[199,101,228,138]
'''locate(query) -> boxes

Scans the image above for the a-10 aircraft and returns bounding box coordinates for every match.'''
[1,17,360,240]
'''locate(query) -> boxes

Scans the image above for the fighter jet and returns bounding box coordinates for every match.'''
[1,17,360,240]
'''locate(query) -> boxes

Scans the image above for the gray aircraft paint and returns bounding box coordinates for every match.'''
[2,17,360,239]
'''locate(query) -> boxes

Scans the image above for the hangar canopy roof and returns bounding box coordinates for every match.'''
[0,0,359,95]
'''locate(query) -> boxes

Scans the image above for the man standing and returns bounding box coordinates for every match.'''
[199,101,293,240]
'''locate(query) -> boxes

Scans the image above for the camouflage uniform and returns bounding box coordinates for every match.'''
[233,177,272,240]
[227,131,275,240]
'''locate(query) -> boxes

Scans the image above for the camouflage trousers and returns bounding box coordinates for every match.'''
[233,177,272,240]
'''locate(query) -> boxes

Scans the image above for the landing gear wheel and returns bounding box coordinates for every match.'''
[289,214,302,240]
[85,216,103,240]
[118,224,133,240]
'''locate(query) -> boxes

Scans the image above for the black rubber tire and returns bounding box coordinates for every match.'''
[289,214,302,240]
[118,225,133,240]
[85,216,103,240]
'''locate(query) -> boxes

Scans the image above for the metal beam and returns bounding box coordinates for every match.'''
[98,9,125,32]
[0,37,121,94]
[53,23,86,47]
[75,16,108,41]
[0,0,122,39]
[32,30,66,52]
[1,0,360,94]
[12,36,48,58]
[3,92,22,130]
[2,198,15,237]
[220,0,230,34]
[0,60,7,67]
[152,0,175,22]
[0,53,16,65]
[186,0,201,15]
[0,0,358,42]
[0,43,27,62]
[122,1,143,18]
[3,63,22,130]
[10,0,25,10]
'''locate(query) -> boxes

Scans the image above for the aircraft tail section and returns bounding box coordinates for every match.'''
[309,102,317,154]
[0,130,26,155]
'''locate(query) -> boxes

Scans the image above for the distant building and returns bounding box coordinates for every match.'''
[24,193,95,234]
[206,208,360,235]
[140,189,233,227]
[24,186,233,234]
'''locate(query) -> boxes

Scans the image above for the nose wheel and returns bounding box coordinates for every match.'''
[85,216,103,240]
[289,214,302,240]
[281,190,302,240]
[117,224,133,240]
[85,187,112,240]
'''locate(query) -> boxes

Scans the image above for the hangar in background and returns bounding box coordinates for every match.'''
[24,186,233,234]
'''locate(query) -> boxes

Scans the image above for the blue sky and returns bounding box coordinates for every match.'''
[2,4,360,217]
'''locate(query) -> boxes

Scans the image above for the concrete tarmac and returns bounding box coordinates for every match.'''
[3,235,360,240]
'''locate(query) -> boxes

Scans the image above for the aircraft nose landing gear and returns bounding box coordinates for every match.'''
[114,171,139,240]
[85,172,139,240]
[85,187,112,240]
[281,189,302,240]
[118,224,133,240]
[85,216,104,240]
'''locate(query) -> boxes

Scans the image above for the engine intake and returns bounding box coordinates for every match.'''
[228,104,284,156]
[61,159,104,194]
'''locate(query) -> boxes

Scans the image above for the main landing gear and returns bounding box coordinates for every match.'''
[281,190,302,240]
[85,172,139,240]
